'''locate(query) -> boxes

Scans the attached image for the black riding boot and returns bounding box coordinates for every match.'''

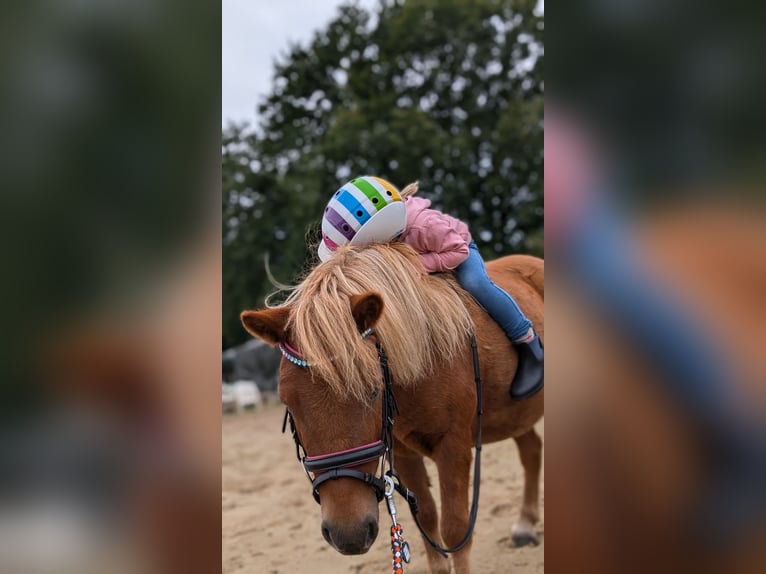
[509,332,544,400]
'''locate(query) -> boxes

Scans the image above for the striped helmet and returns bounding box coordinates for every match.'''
[318,176,406,261]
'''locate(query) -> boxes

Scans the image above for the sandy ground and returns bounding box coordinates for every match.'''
[223,405,544,574]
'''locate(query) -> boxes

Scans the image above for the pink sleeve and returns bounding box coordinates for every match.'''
[418,241,469,272]
[401,206,472,272]
[414,215,471,272]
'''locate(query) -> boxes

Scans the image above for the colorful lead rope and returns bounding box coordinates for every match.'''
[391,523,410,574]
[384,475,410,572]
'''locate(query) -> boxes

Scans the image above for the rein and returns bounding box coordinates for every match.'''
[280,330,484,566]
[393,334,484,558]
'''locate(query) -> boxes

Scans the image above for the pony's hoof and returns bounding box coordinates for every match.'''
[511,526,539,547]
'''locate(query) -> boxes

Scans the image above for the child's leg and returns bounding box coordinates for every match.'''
[455,241,542,399]
[454,241,534,341]
[455,241,532,341]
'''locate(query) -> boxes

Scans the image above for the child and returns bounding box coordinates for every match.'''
[317,175,543,400]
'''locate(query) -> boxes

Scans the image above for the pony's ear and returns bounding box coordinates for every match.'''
[240,307,291,346]
[349,292,385,332]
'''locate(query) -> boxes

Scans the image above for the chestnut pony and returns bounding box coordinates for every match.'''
[241,242,544,574]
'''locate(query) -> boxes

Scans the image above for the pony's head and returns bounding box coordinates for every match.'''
[241,243,472,554]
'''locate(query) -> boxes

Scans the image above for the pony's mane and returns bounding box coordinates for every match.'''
[280,242,474,400]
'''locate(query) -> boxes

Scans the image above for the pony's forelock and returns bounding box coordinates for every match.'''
[280,243,474,400]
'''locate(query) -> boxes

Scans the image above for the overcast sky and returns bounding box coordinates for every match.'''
[222,0,377,127]
[223,1,542,127]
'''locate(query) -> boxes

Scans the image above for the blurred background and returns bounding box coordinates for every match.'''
[223,0,544,350]
[1,0,220,573]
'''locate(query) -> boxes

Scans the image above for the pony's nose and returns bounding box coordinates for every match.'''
[321,514,379,555]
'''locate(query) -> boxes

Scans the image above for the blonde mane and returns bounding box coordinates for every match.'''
[280,242,474,400]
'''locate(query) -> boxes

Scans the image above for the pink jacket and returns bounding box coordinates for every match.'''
[399,196,472,272]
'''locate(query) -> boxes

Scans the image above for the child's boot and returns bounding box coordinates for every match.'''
[510,328,544,400]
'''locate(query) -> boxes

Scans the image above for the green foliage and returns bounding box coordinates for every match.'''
[223,0,543,349]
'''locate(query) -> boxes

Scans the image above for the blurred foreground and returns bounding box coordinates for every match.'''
[547,2,766,569]
[547,202,766,573]
[546,113,766,573]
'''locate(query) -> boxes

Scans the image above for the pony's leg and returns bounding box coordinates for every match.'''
[511,428,542,546]
[433,440,475,574]
[394,452,451,574]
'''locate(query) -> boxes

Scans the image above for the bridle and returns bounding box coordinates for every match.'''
[278,329,484,560]
[280,331,397,504]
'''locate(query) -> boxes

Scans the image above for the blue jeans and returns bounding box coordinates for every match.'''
[454,241,533,341]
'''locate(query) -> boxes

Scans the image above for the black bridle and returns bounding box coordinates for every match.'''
[280,332,484,558]
[281,340,398,503]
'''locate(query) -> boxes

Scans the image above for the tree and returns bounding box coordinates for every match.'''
[223,0,543,349]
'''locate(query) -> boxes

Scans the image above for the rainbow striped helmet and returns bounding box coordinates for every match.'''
[318,176,406,261]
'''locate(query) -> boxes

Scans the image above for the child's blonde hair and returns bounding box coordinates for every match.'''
[400,181,419,198]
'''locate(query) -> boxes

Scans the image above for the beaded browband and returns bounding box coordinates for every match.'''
[278,327,375,368]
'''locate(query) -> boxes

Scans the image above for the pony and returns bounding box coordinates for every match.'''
[240,242,544,574]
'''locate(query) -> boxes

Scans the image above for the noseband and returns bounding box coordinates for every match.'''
[280,332,397,503]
